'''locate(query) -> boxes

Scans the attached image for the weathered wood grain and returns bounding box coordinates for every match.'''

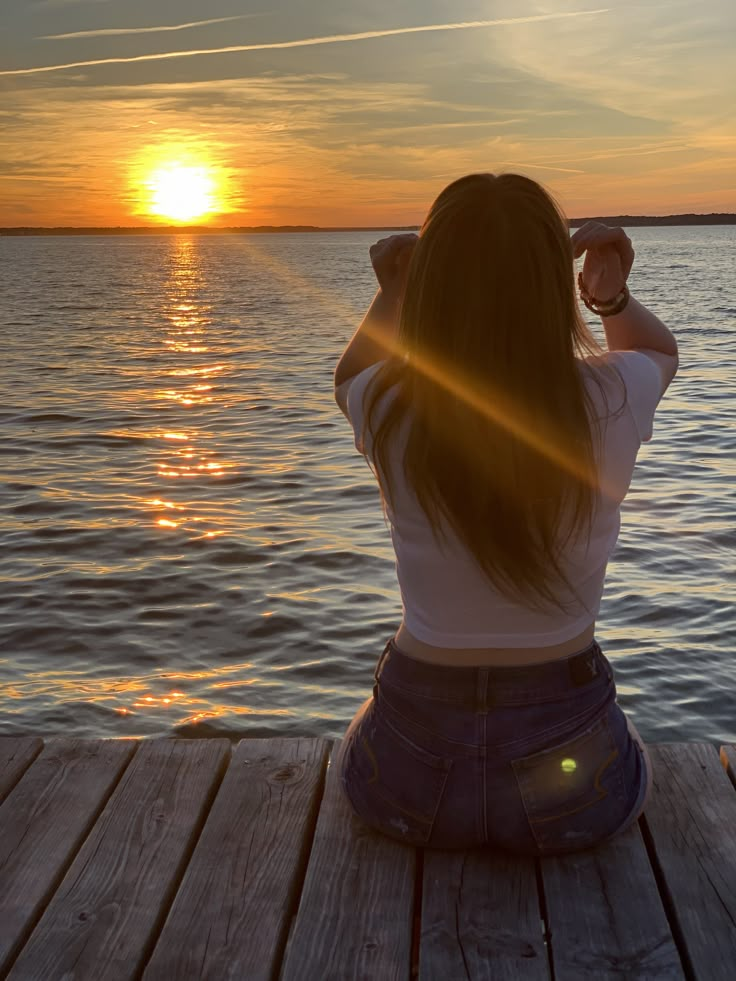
[281,738,416,981]
[0,737,136,976]
[0,735,43,804]
[642,743,736,981]
[720,744,735,787]
[142,737,330,981]
[6,737,230,981]
[420,849,549,980]
[541,821,684,979]
[1,736,733,980]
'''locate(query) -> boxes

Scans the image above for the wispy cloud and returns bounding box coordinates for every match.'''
[3,10,609,77]
[35,0,110,6]
[500,161,586,175]
[579,142,691,162]
[375,119,526,134]
[37,0,110,5]
[40,15,264,41]
[0,174,83,182]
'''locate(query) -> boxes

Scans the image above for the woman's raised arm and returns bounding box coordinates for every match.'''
[572,222,678,392]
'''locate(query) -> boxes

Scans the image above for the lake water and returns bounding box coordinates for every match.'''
[0,228,734,746]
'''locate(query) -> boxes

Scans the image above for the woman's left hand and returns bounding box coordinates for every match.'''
[369,233,418,300]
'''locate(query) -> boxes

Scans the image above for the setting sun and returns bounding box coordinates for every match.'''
[146,164,217,222]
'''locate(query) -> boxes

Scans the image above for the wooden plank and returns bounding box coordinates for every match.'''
[420,849,549,980]
[0,737,136,976]
[0,736,43,804]
[7,738,230,981]
[541,821,684,979]
[642,743,736,980]
[281,739,416,981]
[142,737,330,981]
[719,744,736,787]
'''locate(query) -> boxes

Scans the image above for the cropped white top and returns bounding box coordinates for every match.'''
[343,351,664,648]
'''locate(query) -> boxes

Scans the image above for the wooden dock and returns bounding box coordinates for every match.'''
[1,736,735,980]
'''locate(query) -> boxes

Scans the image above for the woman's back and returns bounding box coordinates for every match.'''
[345,348,664,654]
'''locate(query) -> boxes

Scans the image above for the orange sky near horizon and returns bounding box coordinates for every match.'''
[1,1,734,227]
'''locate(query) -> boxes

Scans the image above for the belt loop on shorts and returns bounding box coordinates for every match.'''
[372,639,393,696]
[567,643,602,687]
[476,667,491,713]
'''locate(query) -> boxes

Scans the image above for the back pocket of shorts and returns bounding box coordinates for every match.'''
[342,706,451,846]
[511,714,628,853]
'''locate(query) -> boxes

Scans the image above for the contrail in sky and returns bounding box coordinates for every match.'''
[3,10,609,76]
[40,15,263,40]
[500,161,587,174]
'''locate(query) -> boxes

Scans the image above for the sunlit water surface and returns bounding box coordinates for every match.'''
[0,228,734,744]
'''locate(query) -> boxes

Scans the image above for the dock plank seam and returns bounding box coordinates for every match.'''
[453,855,471,981]
[274,739,339,981]
[280,739,416,979]
[410,847,423,981]
[136,740,233,981]
[639,815,696,981]
[534,857,555,980]
[0,738,44,807]
[276,738,337,980]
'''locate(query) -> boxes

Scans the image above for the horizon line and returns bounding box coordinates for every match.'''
[1,212,735,234]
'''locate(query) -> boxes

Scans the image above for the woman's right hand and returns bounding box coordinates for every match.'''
[571,222,635,302]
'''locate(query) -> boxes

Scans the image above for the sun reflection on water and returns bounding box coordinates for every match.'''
[139,237,240,538]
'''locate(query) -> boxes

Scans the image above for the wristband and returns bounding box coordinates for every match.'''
[578,272,630,317]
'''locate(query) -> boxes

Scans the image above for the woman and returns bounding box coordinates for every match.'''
[332,173,678,855]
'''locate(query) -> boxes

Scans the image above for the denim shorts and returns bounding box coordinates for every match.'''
[339,637,650,855]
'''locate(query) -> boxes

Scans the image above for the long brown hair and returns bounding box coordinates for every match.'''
[362,172,616,612]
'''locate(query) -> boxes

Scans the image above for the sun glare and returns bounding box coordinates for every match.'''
[146,164,217,222]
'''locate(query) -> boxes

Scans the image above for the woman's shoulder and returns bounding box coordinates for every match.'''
[580,349,662,398]
[582,348,660,374]
[343,360,404,454]
[580,350,664,442]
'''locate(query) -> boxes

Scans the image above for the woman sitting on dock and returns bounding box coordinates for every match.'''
[333,172,678,855]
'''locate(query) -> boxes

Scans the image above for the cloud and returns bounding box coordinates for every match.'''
[3,10,609,77]
[0,173,84,182]
[40,15,266,41]
[499,162,586,175]
[34,0,110,6]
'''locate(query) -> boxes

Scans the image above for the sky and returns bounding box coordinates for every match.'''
[1,0,734,226]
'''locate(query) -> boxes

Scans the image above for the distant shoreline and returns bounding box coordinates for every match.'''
[1,214,734,235]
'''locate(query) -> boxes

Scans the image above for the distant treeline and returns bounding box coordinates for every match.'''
[1,215,734,235]
[568,214,735,227]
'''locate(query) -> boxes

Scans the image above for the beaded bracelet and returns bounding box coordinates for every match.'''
[578,272,630,317]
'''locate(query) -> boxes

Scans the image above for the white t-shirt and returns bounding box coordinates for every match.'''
[344,351,664,647]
